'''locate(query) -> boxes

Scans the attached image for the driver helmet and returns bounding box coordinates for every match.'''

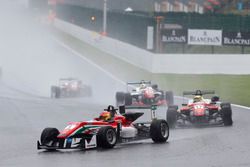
[99,111,111,121]
[193,95,202,102]
[140,83,146,89]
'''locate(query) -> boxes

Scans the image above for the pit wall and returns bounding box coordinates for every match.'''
[54,19,250,74]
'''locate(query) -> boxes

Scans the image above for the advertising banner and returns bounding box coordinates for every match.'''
[223,32,250,46]
[161,29,187,43]
[188,29,222,46]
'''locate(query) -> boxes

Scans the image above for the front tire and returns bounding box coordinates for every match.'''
[97,126,117,149]
[221,103,233,126]
[150,119,169,143]
[40,128,59,150]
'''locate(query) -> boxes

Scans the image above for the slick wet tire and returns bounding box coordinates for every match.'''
[97,126,117,149]
[125,93,132,106]
[116,92,125,106]
[51,86,61,98]
[150,119,169,143]
[165,91,174,105]
[167,105,178,128]
[221,103,233,126]
[51,86,57,98]
[40,128,59,146]
[55,87,61,98]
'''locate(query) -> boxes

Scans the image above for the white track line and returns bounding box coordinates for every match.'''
[55,39,250,110]
[231,104,250,110]
[54,39,126,86]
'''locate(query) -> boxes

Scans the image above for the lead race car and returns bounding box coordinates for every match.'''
[116,80,174,107]
[167,90,233,128]
[37,105,169,150]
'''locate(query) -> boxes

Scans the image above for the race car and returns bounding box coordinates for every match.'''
[51,78,92,98]
[37,105,169,150]
[167,90,233,128]
[116,80,174,107]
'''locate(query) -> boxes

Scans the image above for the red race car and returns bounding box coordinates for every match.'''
[167,90,233,128]
[37,105,169,150]
[116,80,174,107]
[51,78,92,98]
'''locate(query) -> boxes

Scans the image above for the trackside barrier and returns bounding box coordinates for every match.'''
[54,19,153,72]
[54,19,250,74]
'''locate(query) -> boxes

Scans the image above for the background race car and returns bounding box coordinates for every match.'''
[167,90,233,128]
[116,80,174,107]
[51,78,92,98]
[37,105,169,151]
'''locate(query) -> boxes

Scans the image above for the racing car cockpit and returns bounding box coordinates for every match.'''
[96,105,145,125]
[97,105,118,122]
[99,111,112,121]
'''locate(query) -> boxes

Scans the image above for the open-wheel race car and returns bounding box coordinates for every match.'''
[37,105,169,151]
[51,78,92,98]
[116,80,174,107]
[167,90,233,128]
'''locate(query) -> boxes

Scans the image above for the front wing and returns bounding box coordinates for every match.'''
[37,136,97,150]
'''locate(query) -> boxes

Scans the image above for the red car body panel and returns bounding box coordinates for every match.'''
[180,102,219,116]
[143,88,155,99]
[57,113,133,139]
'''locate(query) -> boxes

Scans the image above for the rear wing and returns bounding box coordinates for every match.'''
[119,105,157,114]
[127,81,151,85]
[59,78,78,81]
[183,90,215,96]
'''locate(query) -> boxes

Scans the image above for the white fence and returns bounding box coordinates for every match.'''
[54,19,250,74]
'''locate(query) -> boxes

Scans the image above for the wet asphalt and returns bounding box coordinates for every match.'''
[0,84,250,167]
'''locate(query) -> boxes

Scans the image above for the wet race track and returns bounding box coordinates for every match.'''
[1,83,250,167]
[0,1,250,167]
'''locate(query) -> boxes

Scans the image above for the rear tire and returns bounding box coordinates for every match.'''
[40,128,59,150]
[165,91,174,105]
[125,93,132,106]
[51,86,56,98]
[116,92,125,106]
[97,126,117,149]
[51,86,60,98]
[167,105,178,128]
[221,103,233,126]
[150,119,169,143]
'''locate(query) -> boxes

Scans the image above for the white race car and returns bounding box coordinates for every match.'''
[116,80,174,107]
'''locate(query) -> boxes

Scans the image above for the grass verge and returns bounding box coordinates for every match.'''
[154,74,250,107]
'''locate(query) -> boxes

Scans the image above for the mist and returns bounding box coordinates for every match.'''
[0,1,126,105]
